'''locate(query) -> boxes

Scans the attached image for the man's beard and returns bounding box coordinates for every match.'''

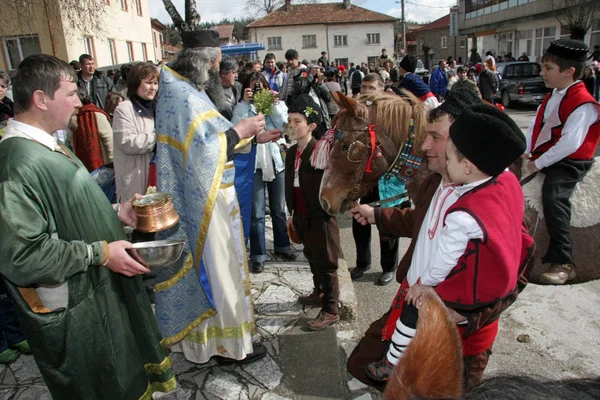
[205,69,229,116]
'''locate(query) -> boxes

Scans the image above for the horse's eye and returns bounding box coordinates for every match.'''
[341,144,350,152]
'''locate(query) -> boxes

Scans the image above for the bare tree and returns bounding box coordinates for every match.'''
[245,0,320,19]
[552,0,600,40]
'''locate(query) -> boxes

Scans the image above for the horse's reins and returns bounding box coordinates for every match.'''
[339,118,422,208]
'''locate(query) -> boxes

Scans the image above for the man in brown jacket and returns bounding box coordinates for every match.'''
[348,90,528,390]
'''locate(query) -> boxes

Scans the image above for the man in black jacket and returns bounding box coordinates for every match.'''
[77,54,114,110]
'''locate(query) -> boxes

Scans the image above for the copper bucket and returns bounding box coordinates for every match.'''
[132,193,179,233]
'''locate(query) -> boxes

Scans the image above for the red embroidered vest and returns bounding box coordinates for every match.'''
[530,82,600,161]
[435,172,534,309]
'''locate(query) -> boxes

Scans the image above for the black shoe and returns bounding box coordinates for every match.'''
[215,344,268,365]
[252,262,264,273]
[377,271,395,286]
[275,252,297,262]
[350,265,371,280]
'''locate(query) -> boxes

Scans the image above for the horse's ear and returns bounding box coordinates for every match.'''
[384,291,464,400]
[333,91,359,118]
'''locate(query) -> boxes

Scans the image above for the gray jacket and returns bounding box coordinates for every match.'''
[77,71,114,110]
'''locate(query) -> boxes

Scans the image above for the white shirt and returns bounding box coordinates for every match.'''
[2,119,58,150]
[526,81,599,169]
[407,177,489,287]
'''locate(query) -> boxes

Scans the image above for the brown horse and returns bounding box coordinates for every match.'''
[319,91,427,215]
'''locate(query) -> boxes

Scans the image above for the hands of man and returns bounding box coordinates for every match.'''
[350,204,375,225]
[234,115,266,140]
[256,129,282,144]
[105,241,150,277]
[526,160,540,174]
[404,284,422,306]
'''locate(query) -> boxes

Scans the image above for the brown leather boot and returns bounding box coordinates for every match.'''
[539,263,576,285]
[307,311,339,331]
[298,291,323,306]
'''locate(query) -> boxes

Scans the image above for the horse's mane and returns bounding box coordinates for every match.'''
[384,290,464,400]
[354,91,426,151]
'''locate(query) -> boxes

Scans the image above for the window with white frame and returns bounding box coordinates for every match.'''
[460,39,465,48]
[267,37,282,50]
[441,36,447,49]
[134,0,142,15]
[535,26,556,58]
[108,39,117,65]
[121,0,127,11]
[302,35,317,48]
[2,34,41,70]
[367,33,380,45]
[141,43,148,61]
[335,58,348,68]
[84,36,95,58]
[334,34,348,47]
[517,30,533,58]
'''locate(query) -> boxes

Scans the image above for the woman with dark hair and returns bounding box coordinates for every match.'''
[0,71,13,135]
[582,66,596,96]
[112,62,159,203]
[104,92,125,121]
[232,71,295,273]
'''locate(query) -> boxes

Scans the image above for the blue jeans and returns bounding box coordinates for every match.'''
[250,169,291,262]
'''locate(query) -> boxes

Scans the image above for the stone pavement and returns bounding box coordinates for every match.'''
[0,217,378,400]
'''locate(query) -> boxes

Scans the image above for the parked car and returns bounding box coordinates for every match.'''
[495,61,551,108]
[415,59,429,84]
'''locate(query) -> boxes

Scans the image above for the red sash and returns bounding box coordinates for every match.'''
[419,92,435,102]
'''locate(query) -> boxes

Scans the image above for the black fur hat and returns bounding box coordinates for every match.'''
[399,55,417,73]
[287,94,322,125]
[546,39,589,62]
[437,86,483,120]
[450,104,526,176]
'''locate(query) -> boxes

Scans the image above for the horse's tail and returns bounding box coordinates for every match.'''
[384,291,464,400]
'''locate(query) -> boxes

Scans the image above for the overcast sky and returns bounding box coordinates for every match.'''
[148,0,458,26]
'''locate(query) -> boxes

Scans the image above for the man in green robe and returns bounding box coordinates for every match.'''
[0,55,175,399]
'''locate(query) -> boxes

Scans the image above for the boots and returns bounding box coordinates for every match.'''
[298,275,322,307]
[539,263,576,285]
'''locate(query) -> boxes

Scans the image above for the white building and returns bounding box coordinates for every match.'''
[458,0,600,62]
[247,0,396,67]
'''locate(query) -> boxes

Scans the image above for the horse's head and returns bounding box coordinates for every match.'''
[319,91,425,215]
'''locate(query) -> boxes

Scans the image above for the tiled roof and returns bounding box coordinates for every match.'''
[418,14,449,31]
[213,24,236,39]
[247,2,396,28]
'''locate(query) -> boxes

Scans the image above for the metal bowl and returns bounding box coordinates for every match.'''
[126,240,185,269]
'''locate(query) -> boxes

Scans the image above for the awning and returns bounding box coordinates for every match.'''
[220,43,265,56]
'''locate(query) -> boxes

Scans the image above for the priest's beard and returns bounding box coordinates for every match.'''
[205,69,229,116]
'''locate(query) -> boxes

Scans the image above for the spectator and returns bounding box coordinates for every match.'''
[479,57,499,103]
[349,65,365,97]
[446,58,457,92]
[232,72,295,273]
[104,92,125,120]
[518,52,530,61]
[262,53,285,92]
[76,54,114,109]
[112,62,158,202]
[69,60,81,73]
[114,64,132,98]
[323,71,341,119]
[0,71,13,133]
[318,51,329,68]
[582,66,596,96]
[505,52,516,62]
[587,45,600,62]
[429,60,449,101]
[378,48,391,68]
[451,65,481,97]
[280,49,306,102]
[336,65,348,95]
[219,55,242,121]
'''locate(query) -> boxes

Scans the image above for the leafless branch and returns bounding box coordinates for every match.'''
[552,0,600,40]
[245,0,320,19]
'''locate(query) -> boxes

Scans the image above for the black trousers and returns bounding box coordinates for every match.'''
[541,158,593,266]
[0,280,26,352]
[352,187,400,272]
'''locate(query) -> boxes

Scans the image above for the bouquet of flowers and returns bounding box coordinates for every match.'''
[253,89,277,116]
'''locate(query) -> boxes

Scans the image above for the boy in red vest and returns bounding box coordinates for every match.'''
[526,39,600,285]
[367,105,532,381]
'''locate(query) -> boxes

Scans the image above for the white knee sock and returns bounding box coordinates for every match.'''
[386,318,416,365]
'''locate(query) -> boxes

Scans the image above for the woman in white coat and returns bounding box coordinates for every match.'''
[112,62,159,202]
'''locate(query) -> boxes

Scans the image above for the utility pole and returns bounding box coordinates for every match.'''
[401,0,406,55]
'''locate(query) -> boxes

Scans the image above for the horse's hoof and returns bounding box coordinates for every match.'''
[539,264,576,285]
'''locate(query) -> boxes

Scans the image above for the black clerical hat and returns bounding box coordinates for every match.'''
[181,30,220,49]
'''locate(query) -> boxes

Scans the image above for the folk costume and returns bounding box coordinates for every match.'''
[0,119,175,399]
[394,55,439,112]
[154,30,257,364]
[284,95,341,329]
[526,39,600,283]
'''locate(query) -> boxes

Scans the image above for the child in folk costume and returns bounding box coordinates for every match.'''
[392,55,440,113]
[367,105,533,381]
[525,39,600,285]
[284,95,341,331]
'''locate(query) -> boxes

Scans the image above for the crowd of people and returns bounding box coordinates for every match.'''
[0,30,598,400]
